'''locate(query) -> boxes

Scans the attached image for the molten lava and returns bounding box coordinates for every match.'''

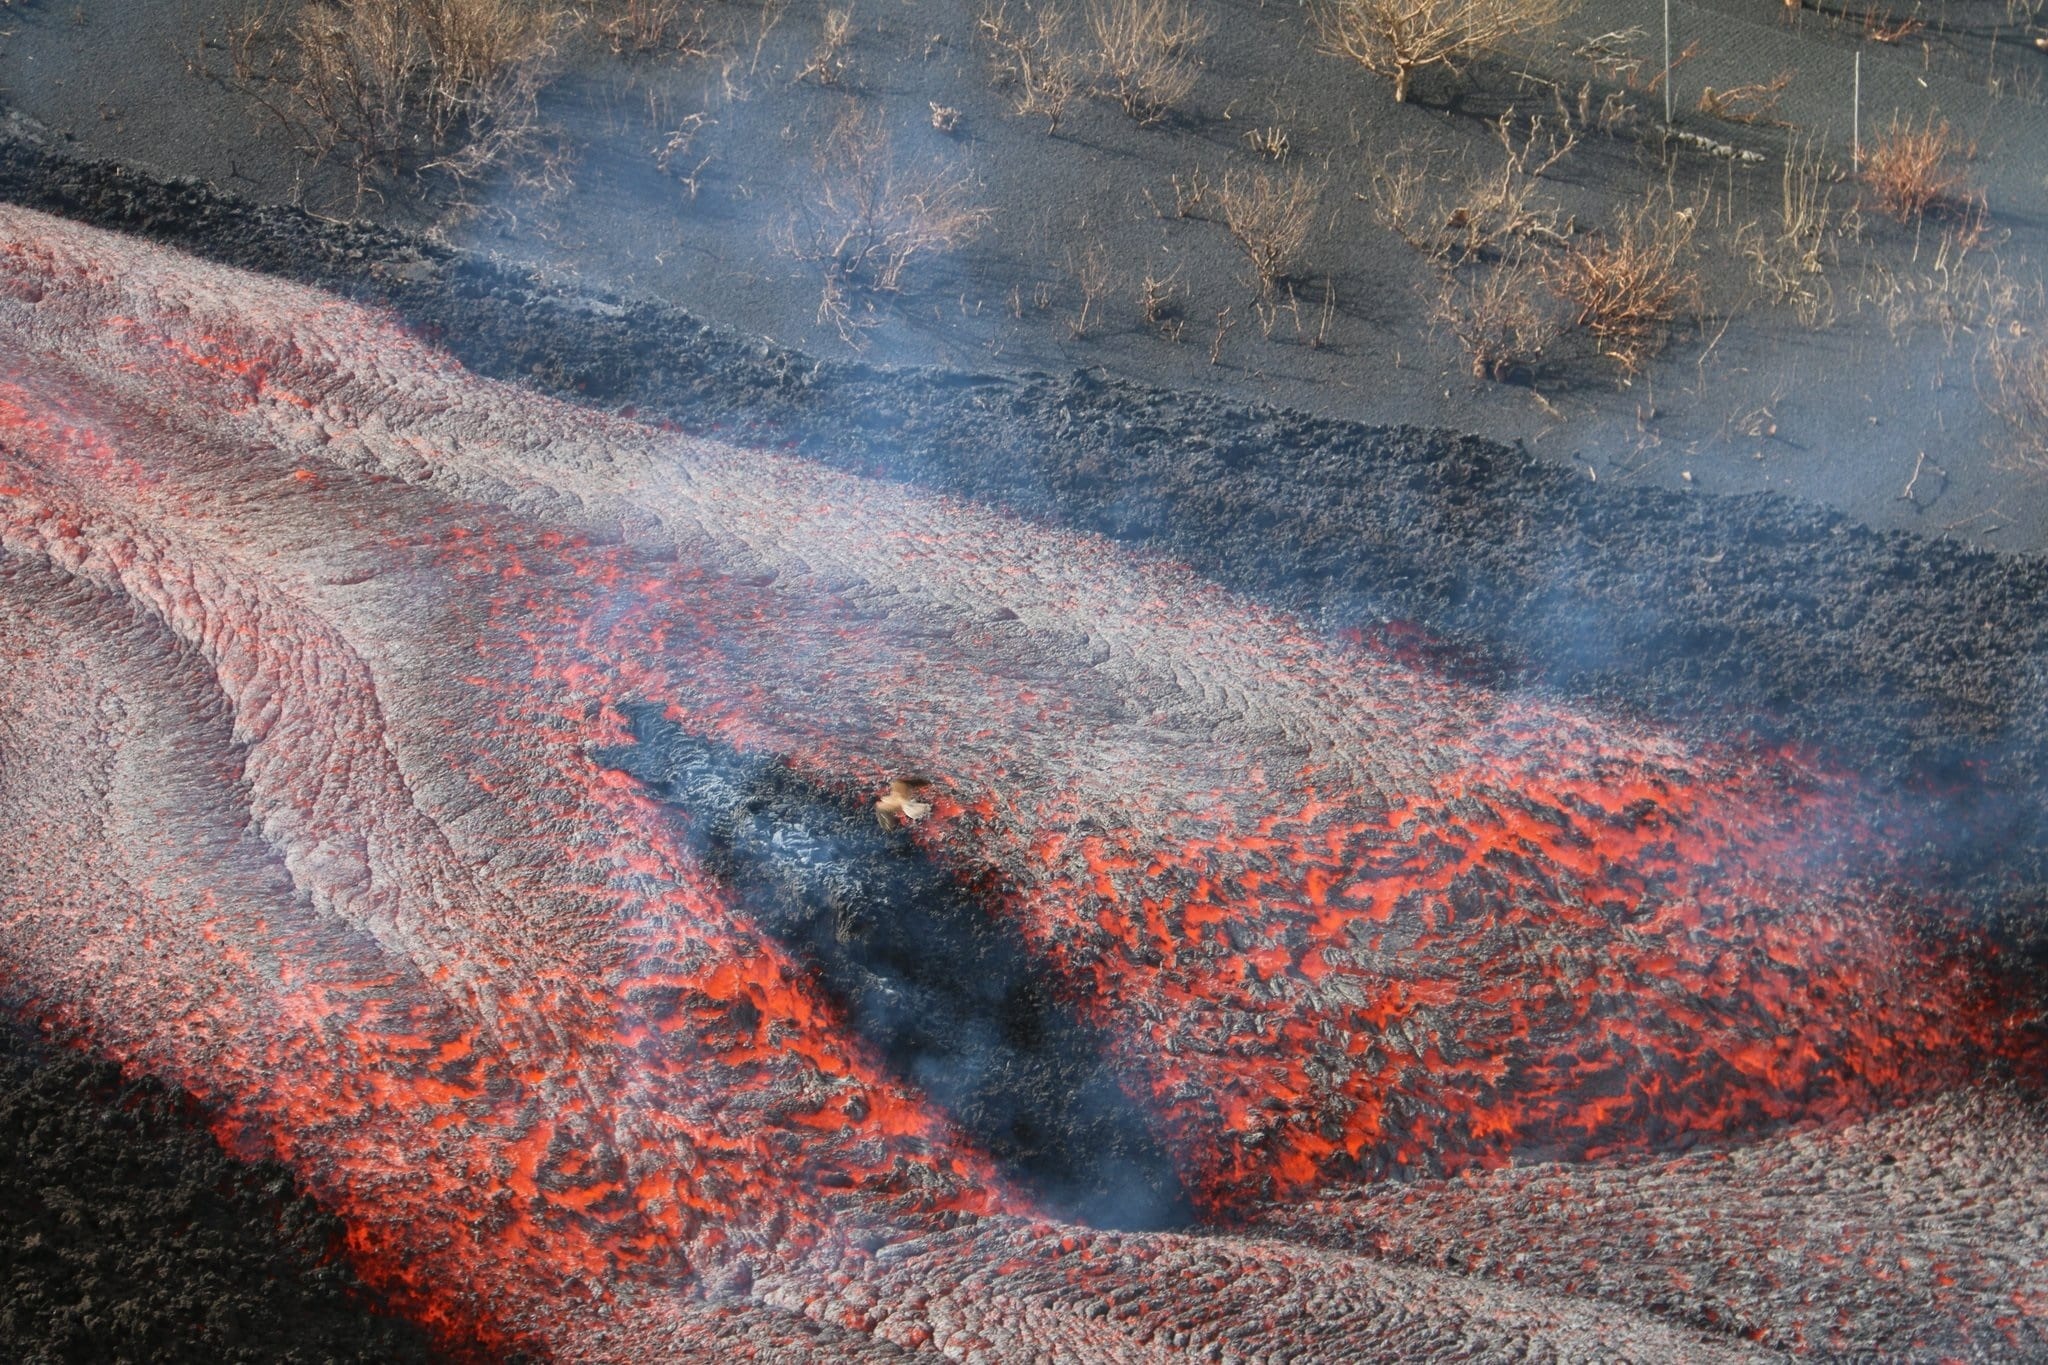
[0,205,2040,1359]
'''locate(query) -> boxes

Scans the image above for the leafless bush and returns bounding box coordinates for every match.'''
[1213,166,1324,289]
[1140,263,1188,339]
[1244,125,1291,160]
[1371,116,1573,266]
[1066,243,1116,336]
[219,0,574,196]
[799,2,855,84]
[1430,249,1559,379]
[1169,166,1210,217]
[1085,0,1208,124]
[784,108,991,343]
[1574,26,1643,83]
[1542,194,1701,375]
[1862,114,1977,222]
[655,111,717,196]
[1313,0,1577,103]
[1209,305,1237,363]
[976,0,1082,130]
[1257,279,1339,346]
[1861,6,1923,43]
[1874,225,2031,353]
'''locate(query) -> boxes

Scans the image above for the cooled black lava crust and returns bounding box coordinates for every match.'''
[592,703,1191,1232]
[2,121,2045,1362]
[0,1021,438,1365]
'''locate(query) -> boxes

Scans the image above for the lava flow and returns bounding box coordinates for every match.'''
[0,204,2041,1360]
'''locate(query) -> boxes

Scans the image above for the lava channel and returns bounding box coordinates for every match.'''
[0,204,2041,1360]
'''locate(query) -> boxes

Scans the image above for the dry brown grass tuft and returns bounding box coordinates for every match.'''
[221,0,574,198]
[1697,72,1791,126]
[1313,0,1577,103]
[1861,113,1977,222]
[1429,249,1559,380]
[1541,194,1700,375]
[1736,131,1839,328]
[784,108,991,343]
[1085,0,1208,124]
[1213,165,1324,289]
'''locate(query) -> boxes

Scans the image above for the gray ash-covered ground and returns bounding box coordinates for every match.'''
[6,0,2047,544]
[0,127,2044,1361]
[0,1021,438,1365]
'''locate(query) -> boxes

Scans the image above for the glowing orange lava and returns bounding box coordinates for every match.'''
[0,206,2038,1360]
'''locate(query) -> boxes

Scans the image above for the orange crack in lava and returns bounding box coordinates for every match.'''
[0,206,2040,1361]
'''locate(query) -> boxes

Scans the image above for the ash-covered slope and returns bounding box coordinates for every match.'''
[0,204,2040,1360]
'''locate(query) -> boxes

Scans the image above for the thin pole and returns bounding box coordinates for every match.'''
[1853,49,1861,169]
[1663,0,1674,124]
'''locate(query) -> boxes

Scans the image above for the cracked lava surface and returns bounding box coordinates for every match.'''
[0,204,2042,1360]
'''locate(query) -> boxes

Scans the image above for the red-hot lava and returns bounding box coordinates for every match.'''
[0,205,2040,1359]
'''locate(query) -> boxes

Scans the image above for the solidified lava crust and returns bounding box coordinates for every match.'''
[0,1020,438,1364]
[0,202,2044,1361]
[4,122,2046,949]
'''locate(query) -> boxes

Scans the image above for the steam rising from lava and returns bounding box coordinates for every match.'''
[0,205,2040,1359]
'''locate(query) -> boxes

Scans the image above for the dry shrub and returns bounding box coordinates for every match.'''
[1737,131,1837,327]
[1696,72,1790,126]
[1430,250,1559,380]
[1213,165,1324,288]
[976,0,1082,130]
[1140,262,1188,339]
[1085,0,1208,124]
[799,2,856,84]
[223,0,574,194]
[1244,124,1291,160]
[1872,226,2031,353]
[1313,0,1577,103]
[1542,194,1700,375]
[784,108,991,342]
[1988,333,2048,474]
[1371,116,1573,267]
[977,0,1202,128]
[1066,242,1117,336]
[1862,114,1976,222]
[590,0,710,56]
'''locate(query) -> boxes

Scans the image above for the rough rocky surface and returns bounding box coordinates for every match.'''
[0,1021,436,1365]
[0,201,2040,1363]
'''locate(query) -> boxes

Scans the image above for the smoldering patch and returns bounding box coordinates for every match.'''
[594,701,1191,1231]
